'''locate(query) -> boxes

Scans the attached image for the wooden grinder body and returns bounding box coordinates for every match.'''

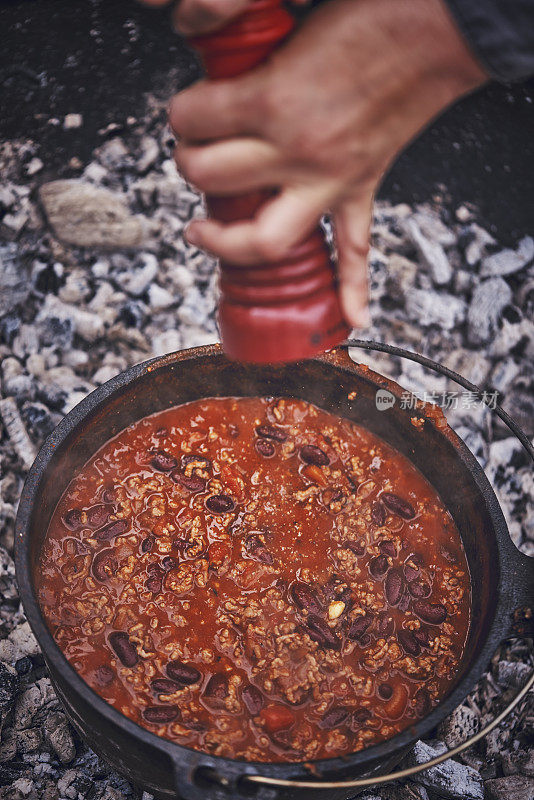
[190,0,349,362]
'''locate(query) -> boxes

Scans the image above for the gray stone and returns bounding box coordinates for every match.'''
[0,244,30,317]
[151,329,181,357]
[438,704,479,749]
[136,135,159,174]
[406,741,484,800]
[406,289,466,330]
[0,622,41,664]
[148,283,175,310]
[42,712,75,764]
[464,224,496,266]
[0,662,19,717]
[0,398,37,470]
[496,660,531,689]
[481,236,534,278]
[413,207,457,247]
[115,253,158,296]
[467,278,512,345]
[404,218,453,285]
[484,775,534,800]
[385,253,418,302]
[490,358,521,394]
[39,180,150,249]
[95,137,130,169]
[489,318,533,359]
[443,349,491,389]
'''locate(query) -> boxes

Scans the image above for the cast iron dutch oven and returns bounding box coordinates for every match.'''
[15,344,534,800]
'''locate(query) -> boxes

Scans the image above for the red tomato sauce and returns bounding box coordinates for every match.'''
[37,397,471,762]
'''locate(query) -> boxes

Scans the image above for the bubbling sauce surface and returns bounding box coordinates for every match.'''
[38,397,470,762]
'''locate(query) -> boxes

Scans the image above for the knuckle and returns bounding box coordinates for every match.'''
[253,229,290,263]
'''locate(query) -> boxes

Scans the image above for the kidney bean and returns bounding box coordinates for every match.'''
[91,548,117,582]
[63,508,82,530]
[150,450,178,472]
[408,579,432,598]
[140,535,154,553]
[384,567,404,606]
[245,534,274,565]
[299,445,329,466]
[344,540,366,556]
[413,628,431,648]
[369,555,389,579]
[351,708,372,729]
[108,632,138,667]
[166,660,201,686]
[95,665,114,687]
[383,684,408,720]
[376,612,395,637]
[412,600,448,625]
[379,539,397,558]
[101,486,116,504]
[228,423,239,438]
[359,633,372,647]
[86,504,111,529]
[290,582,323,615]
[205,494,235,514]
[204,673,229,701]
[398,589,411,613]
[145,576,161,594]
[397,629,421,657]
[151,678,180,694]
[242,684,264,715]
[147,562,163,575]
[347,613,374,641]
[381,492,416,520]
[94,518,129,542]
[183,719,208,732]
[143,705,180,724]
[304,614,341,650]
[320,706,349,729]
[182,453,211,470]
[256,424,288,442]
[255,439,275,458]
[161,556,179,571]
[414,688,432,717]
[260,704,295,734]
[378,683,393,700]
[170,471,206,492]
[371,502,387,526]
[403,561,420,582]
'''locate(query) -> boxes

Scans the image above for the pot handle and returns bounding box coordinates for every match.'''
[171,757,277,800]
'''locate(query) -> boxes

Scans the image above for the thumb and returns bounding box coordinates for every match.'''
[173,0,250,35]
[333,193,373,329]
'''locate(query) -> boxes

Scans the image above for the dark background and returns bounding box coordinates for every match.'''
[1,0,533,243]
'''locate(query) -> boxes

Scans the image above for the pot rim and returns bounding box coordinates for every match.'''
[15,343,515,781]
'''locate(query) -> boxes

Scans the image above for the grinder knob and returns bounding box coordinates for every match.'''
[189,0,350,363]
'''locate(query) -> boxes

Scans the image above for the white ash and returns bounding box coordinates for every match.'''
[0,85,532,800]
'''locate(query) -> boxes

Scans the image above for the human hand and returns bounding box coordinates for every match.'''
[139,0,309,36]
[166,0,486,326]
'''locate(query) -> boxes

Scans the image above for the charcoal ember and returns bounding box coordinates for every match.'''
[485,776,534,800]
[405,740,484,799]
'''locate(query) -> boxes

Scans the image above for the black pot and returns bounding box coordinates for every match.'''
[15,345,533,800]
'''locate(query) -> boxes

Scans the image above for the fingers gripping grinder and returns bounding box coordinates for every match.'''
[189,0,350,362]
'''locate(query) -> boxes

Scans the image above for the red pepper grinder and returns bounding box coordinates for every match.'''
[189,0,350,363]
